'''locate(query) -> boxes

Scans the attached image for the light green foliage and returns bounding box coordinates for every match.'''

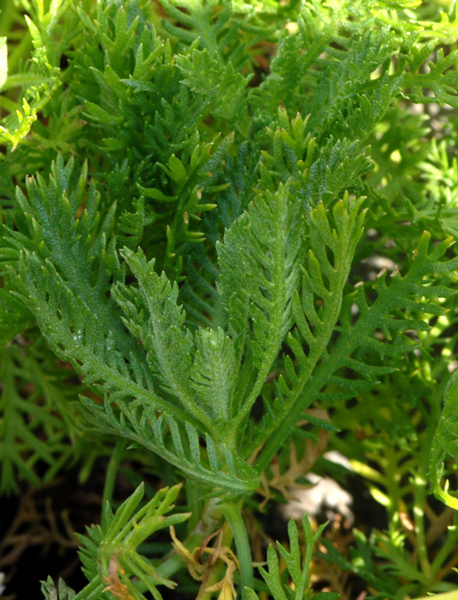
[0,37,7,90]
[41,578,76,600]
[0,343,76,493]
[1,0,458,599]
[176,47,250,123]
[42,484,190,600]
[0,338,111,494]
[405,45,458,108]
[430,371,458,510]
[247,514,338,600]
[319,293,458,598]
[0,0,75,148]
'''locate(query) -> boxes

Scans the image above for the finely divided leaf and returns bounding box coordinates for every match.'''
[251,195,366,463]
[256,230,458,469]
[74,484,190,600]
[189,327,236,423]
[429,370,458,510]
[218,183,305,425]
[114,248,216,432]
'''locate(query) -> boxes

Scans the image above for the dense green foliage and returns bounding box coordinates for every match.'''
[2,0,458,598]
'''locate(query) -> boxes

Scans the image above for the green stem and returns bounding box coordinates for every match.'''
[186,479,204,534]
[74,578,105,600]
[101,440,126,530]
[155,498,251,600]
[430,521,458,578]
[412,473,431,583]
[384,448,403,531]
[221,502,254,598]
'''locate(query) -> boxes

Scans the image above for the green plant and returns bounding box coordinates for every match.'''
[2,0,458,598]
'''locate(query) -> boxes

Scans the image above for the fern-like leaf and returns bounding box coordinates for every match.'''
[429,370,458,510]
[256,230,458,469]
[246,513,337,600]
[242,195,364,459]
[44,484,190,600]
[218,183,305,431]
[79,398,258,495]
[189,327,236,423]
[405,45,458,109]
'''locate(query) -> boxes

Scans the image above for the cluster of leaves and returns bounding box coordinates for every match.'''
[1,0,458,599]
